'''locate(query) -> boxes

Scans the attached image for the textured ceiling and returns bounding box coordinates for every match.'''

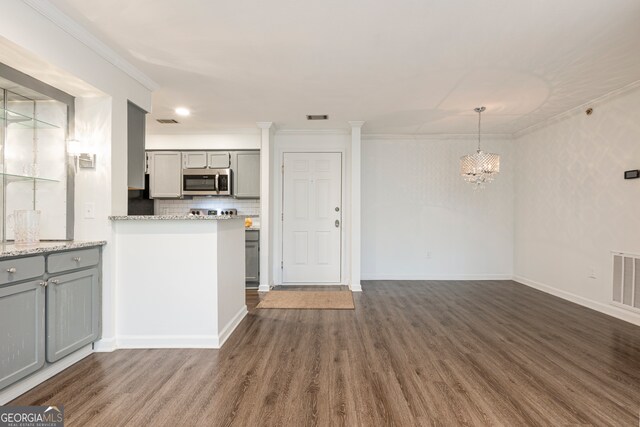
[47,0,640,135]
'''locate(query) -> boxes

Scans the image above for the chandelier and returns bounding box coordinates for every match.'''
[460,106,500,189]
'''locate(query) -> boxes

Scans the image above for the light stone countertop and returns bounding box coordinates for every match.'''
[0,240,106,259]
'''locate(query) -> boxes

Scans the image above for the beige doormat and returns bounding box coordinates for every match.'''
[257,290,355,310]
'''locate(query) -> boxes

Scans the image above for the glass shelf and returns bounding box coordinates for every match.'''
[0,108,59,129]
[0,173,59,184]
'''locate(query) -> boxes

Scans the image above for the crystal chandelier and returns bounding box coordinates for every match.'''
[460,106,500,189]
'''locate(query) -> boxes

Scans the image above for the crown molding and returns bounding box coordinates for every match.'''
[513,79,640,138]
[256,121,273,129]
[275,129,350,135]
[362,133,513,141]
[22,0,159,91]
[147,128,261,136]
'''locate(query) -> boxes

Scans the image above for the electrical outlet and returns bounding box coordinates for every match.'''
[588,268,597,279]
[425,251,431,259]
[83,202,95,219]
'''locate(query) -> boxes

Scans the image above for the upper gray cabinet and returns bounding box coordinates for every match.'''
[208,152,231,168]
[149,151,182,198]
[231,151,260,199]
[183,152,207,169]
[127,101,148,190]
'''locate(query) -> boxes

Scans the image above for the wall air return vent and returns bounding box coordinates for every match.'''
[612,252,640,312]
[306,115,329,120]
[157,119,179,124]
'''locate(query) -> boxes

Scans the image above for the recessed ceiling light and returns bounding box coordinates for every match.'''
[175,107,190,116]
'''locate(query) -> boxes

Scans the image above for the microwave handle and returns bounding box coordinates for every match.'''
[215,173,220,193]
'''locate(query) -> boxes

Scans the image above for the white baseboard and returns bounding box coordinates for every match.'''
[93,337,116,352]
[513,275,640,327]
[116,334,221,349]
[361,274,513,281]
[350,283,362,292]
[0,345,93,405]
[116,306,248,350]
[258,284,270,292]
[217,305,248,347]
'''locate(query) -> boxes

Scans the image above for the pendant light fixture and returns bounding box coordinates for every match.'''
[460,106,500,189]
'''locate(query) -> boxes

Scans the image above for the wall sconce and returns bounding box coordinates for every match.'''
[67,139,96,169]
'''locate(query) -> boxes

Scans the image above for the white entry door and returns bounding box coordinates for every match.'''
[282,152,342,283]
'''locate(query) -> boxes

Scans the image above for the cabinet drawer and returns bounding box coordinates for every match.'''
[0,256,45,285]
[245,230,259,242]
[47,248,100,273]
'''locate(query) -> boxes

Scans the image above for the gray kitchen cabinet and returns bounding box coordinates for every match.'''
[232,151,260,198]
[127,101,148,190]
[183,152,207,169]
[149,151,182,198]
[46,268,100,363]
[208,152,231,168]
[0,256,44,285]
[0,279,46,389]
[245,230,259,286]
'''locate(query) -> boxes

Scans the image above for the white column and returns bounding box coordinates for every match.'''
[349,121,364,292]
[257,122,273,292]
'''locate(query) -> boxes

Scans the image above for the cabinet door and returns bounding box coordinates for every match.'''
[0,280,45,389]
[183,152,207,169]
[149,151,182,198]
[245,237,259,284]
[46,269,100,363]
[127,101,147,190]
[208,152,230,168]
[232,151,261,198]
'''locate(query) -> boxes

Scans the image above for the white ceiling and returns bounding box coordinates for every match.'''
[48,0,640,135]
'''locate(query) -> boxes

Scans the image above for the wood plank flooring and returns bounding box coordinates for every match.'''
[10,280,640,426]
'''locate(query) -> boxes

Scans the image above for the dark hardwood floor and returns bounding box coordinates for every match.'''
[10,281,640,426]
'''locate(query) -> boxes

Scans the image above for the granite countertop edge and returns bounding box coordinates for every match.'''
[109,215,248,221]
[0,240,107,258]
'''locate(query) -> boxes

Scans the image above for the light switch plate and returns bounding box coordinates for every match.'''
[84,202,96,219]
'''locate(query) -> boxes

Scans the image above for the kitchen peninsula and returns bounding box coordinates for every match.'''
[110,215,246,348]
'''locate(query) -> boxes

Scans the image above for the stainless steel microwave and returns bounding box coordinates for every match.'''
[182,168,232,196]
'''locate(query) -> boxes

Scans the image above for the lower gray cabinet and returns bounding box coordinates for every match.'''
[46,268,100,363]
[246,230,259,286]
[0,280,45,389]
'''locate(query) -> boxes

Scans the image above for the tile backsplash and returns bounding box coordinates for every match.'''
[155,198,260,216]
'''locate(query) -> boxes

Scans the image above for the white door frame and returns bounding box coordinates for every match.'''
[273,142,349,286]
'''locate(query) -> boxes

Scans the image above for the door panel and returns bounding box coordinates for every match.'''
[283,152,342,283]
[0,280,45,389]
[183,152,207,169]
[46,269,100,363]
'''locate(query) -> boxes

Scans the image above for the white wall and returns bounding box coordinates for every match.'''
[513,88,640,326]
[0,0,154,350]
[361,136,514,280]
[146,133,260,150]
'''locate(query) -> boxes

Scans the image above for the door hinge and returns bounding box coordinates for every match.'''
[281,261,283,269]
[281,164,284,174]
[281,213,283,221]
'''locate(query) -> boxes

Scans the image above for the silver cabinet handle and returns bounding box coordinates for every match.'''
[72,257,82,262]
[39,281,47,287]
[6,267,16,274]
[50,279,59,285]
[335,220,340,227]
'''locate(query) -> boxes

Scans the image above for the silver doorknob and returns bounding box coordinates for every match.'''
[73,257,81,262]
[335,220,340,227]
[39,281,47,287]
[6,267,16,274]
[50,279,59,285]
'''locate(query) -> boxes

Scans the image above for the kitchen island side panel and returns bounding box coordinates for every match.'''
[114,220,220,347]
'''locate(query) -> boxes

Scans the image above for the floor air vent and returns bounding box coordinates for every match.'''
[612,252,640,311]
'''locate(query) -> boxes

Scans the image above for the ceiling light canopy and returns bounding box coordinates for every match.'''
[175,107,190,117]
[460,107,500,189]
